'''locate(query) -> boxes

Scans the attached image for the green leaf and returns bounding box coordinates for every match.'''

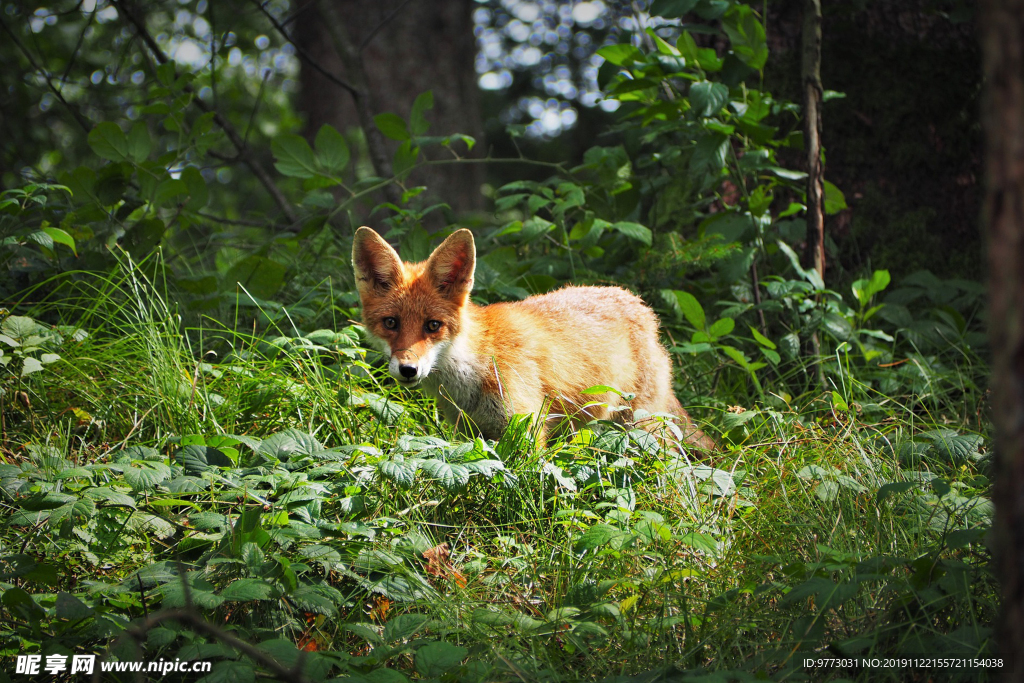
[383,613,430,643]
[925,433,984,464]
[55,592,94,620]
[611,221,652,246]
[176,445,234,474]
[2,316,46,340]
[822,312,853,341]
[416,641,468,677]
[88,122,129,162]
[345,623,384,645]
[379,457,418,487]
[722,4,768,70]
[409,90,434,135]
[226,255,286,300]
[374,112,410,141]
[153,177,188,209]
[258,429,322,460]
[708,316,735,339]
[855,269,891,305]
[221,578,279,602]
[814,480,840,503]
[272,134,318,178]
[27,229,54,252]
[720,345,750,369]
[831,391,849,411]
[123,460,172,491]
[314,125,350,172]
[21,357,44,376]
[180,166,209,211]
[361,392,405,425]
[690,133,729,175]
[419,459,471,491]
[876,481,917,503]
[651,0,700,18]
[689,80,729,117]
[674,291,706,330]
[776,240,824,289]
[581,384,630,397]
[824,180,848,215]
[127,123,152,163]
[749,326,776,349]
[2,587,46,624]
[577,523,628,550]
[647,29,681,57]
[393,140,419,177]
[597,44,643,66]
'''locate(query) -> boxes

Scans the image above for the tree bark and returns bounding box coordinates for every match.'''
[293,0,485,224]
[801,0,824,279]
[981,0,1024,676]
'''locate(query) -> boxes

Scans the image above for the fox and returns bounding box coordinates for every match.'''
[351,226,715,450]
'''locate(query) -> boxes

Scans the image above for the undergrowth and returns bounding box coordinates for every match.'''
[0,262,995,683]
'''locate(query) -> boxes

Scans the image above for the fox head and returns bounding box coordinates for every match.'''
[352,226,476,386]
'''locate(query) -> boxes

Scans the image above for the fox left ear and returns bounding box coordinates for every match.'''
[352,226,404,294]
[427,229,476,300]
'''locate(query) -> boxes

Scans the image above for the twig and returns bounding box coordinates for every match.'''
[61,3,96,86]
[106,608,313,683]
[110,0,299,224]
[252,0,357,95]
[315,0,404,207]
[359,0,416,51]
[0,15,92,133]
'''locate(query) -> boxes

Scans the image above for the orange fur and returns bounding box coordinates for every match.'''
[352,226,714,450]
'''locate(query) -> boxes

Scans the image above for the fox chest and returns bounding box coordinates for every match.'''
[422,351,509,440]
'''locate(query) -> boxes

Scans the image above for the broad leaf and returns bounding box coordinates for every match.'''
[314,124,350,172]
[272,134,318,178]
[374,113,410,141]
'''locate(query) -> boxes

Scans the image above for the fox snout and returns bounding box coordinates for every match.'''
[388,347,438,386]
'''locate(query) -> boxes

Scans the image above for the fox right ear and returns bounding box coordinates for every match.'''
[352,227,404,293]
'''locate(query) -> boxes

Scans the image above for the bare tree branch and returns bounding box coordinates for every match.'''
[315,0,404,208]
[252,0,358,96]
[0,15,92,134]
[98,608,313,683]
[110,0,298,225]
[359,0,416,52]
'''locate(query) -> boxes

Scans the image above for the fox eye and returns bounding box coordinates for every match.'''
[383,317,398,330]
[425,320,442,333]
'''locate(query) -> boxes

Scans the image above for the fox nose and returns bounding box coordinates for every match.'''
[398,364,418,379]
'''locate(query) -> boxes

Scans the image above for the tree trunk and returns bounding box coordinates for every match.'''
[801,0,824,278]
[981,0,1024,675]
[800,0,826,388]
[293,0,485,225]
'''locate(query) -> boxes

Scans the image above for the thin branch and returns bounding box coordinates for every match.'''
[0,15,92,133]
[61,4,96,86]
[252,0,358,96]
[315,0,403,207]
[110,608,312,683]
[244,69,271,148]
[359,0,416,52]
[110,0,298,225]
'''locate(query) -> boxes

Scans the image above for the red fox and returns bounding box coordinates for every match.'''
[352,226,715,450]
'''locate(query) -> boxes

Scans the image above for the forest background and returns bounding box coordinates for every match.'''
[0,1,1000,682]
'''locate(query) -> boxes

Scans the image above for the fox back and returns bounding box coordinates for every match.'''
[352,226,713,449]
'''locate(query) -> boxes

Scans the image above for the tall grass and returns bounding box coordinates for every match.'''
[0,264,995,682]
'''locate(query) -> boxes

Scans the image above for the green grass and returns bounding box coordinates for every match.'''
[0,267,995,683]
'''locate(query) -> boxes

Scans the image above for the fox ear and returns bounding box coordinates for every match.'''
[352,227,404,293]
[427,229,475,300]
